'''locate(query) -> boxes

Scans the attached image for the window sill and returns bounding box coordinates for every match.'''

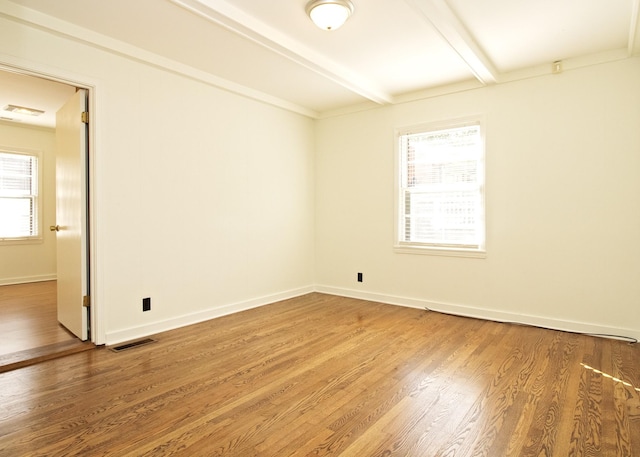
[394,244,486,259]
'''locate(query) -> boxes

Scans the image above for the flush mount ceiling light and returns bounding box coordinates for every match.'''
[306,0,354,31]
[4,104,45,116]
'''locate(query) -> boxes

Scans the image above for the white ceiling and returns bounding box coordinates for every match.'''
[1,0,639,125]
[0,70,76,129]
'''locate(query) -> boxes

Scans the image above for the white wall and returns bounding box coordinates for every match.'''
[2,10,638,344]
[315,57,640,341]
[0,15,316,344]
[0,122,57,284]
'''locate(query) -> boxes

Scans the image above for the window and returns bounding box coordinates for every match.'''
[396,118,485,256]
[0,149,41,242]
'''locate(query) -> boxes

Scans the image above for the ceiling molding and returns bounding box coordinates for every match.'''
[630,0,640,56]
[2,0,635,119]
[170,0,394,106]
[0,1,319,118]
[318,48,635,120]
[495,49,631,86]
[404,0,498,85]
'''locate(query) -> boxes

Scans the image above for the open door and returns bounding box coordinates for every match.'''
[53,89,89,340]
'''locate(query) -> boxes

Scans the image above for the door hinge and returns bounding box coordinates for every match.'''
[81,111,89,124]
[83,295,91,308]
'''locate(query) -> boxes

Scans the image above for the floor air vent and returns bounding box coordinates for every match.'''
[110,338,156,352]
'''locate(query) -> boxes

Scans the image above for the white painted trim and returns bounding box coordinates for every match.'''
[319,51,637,119]
[171,0,392,106]
[0,54,105,346]
[104,286,315,346]
[0,145,44,244]
[0,1,318,119]
[1,1,635,120]
[404,0,497,85]
[314,285,640,343]
[0,274,56,286]
[393,115,487,258]
[497,49,631,85]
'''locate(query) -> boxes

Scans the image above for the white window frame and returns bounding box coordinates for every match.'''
[0,147,43,245]
[394,116,486,258]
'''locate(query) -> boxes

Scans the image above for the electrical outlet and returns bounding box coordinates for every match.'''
[142,297,151,312]
[357,272,363,282]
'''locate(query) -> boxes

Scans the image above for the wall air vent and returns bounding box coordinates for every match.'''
[110,338,156,352]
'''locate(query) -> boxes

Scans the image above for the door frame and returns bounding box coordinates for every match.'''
[0,56,103,345]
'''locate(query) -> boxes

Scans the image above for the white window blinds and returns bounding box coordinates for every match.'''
[0,151,39,239]
[398,121,484,252]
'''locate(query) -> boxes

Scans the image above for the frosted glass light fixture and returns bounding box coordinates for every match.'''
[3,104,44,116]
[306,0,354,31]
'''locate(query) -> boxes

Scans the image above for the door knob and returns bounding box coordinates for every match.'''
[50,225,60,232]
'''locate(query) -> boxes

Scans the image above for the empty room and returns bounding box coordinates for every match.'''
[0,0,639,456]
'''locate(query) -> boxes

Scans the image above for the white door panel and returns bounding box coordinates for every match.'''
[55,89,88,340]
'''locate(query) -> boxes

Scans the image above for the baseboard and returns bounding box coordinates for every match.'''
[315,285,640,343]
[0,274,57,286]
[105,283,639,346]
[105,285,315,345]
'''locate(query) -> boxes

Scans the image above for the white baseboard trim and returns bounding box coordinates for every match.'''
[105,285,315,345]
[105,284,639,346]
[0,274,57,286]
[315,285,640,343]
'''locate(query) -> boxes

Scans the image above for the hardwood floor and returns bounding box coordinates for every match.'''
[0,281,93,373]
[0,293,638,456]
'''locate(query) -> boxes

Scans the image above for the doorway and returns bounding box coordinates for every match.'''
[0,67,97,371]
[0,281,92,372]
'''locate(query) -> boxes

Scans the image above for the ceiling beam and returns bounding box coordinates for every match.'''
[170,0,394,105]
[405,0,498,85]
[0,1,319,118]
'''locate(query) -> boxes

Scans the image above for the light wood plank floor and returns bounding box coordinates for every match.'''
[0,281,93,372]
[0,293,638,456]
